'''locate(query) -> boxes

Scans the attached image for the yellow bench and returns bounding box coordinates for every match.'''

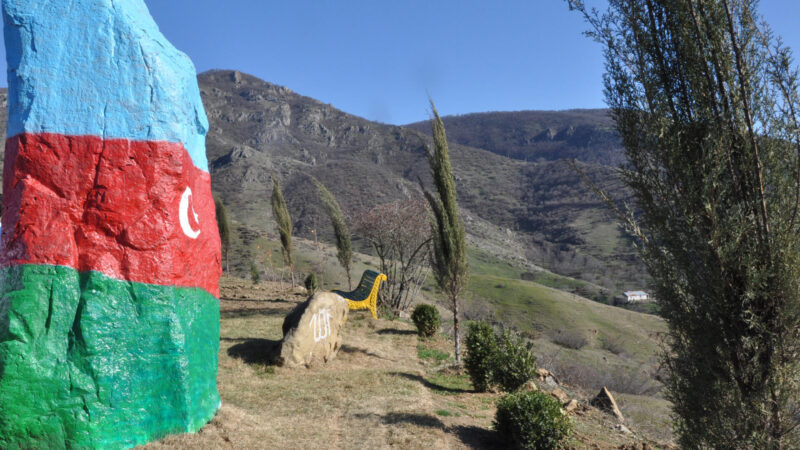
[333,270,387,319]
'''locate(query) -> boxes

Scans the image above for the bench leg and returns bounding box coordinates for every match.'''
[369,295,378,319]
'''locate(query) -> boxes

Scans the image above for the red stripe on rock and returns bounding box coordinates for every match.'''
[1,133,221,297]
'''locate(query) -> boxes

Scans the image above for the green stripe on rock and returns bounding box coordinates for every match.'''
[0,264,220,449]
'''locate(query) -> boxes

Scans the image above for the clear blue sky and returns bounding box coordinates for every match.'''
[2,1,799,125]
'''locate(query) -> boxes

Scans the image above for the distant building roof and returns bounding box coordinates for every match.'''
[624,291,648,297]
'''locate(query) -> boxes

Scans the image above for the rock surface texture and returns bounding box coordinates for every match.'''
[0,1,222,448]
[591,386,625,422]
[280,292,349,368]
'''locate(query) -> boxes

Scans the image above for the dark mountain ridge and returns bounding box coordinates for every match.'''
[405,109,624,166]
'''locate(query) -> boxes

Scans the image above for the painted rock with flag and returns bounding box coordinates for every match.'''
[0,0,222,448]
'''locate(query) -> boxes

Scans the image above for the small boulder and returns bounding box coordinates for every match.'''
[614,424,632,434]
[564,399,579,413]
[279,292,349,368]
[537,368,560,386]
[521,380,539,392]
[591,386,625,422]
[550,388,569,404]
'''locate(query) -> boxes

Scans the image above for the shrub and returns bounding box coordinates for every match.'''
[464,322,499,392]
[550,329,589,350]
[494,330,537,392]
[538,351,663,396]
[599,334,626,356]
[411,304,441,338]
[494,390,572,450]
[304,272,319,295]
[250,261,261,284]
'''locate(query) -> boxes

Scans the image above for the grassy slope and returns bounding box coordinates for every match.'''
[464,248,665,358]
[462,248,673,443]
[470,275,663,353]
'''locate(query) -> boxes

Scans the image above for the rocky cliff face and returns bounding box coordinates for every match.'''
[200,70,524,236]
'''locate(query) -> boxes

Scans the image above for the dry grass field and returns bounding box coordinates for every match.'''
[140,277,673,449]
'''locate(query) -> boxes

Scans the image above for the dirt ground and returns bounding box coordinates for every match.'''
[140,277,672,449]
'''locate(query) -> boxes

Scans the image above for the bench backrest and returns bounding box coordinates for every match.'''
[353,270,380,296]
[335,270,383,301]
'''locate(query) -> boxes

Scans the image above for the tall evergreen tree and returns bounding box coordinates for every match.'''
[312,177,353,289]
[214,195,231,273]
[570,0,800,446]
[271,177,295,289]
[423,100,468,363]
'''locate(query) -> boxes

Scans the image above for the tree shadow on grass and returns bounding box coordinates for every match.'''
[227,338,281,365]
[451,425,504,449]
[340,344,394,361]
[354,412,501,448]
[352,412,446,429]
[376,328,417,336]
[382,412,446,429]
[389,371,473,394]
[221,308,292,319]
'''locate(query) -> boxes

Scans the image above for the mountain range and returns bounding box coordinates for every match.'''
[198,70,647,298]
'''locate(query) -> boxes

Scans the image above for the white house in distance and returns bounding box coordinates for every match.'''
[623,291,649,303]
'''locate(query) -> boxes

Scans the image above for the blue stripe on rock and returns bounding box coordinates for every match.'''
[2,0,210,171]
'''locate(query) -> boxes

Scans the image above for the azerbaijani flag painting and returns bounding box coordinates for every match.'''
[0,0,222,448]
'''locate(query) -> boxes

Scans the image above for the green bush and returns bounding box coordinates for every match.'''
[464,321,500,392]
[411,304,441,338]
[494,330,537,392]
[304,272,319,295]
[494,391,572,450]
[250,261,261,284]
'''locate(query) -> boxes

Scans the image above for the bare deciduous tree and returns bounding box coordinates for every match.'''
[353,198,432,312]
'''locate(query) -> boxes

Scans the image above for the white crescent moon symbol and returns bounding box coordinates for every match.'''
[179,187,201,239]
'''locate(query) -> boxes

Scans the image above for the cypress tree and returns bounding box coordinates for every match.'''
[570,0,800,446]
[214,196,231,273]
[271,177,295,289]
[423,100,468,363]
[312,177,353,289]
